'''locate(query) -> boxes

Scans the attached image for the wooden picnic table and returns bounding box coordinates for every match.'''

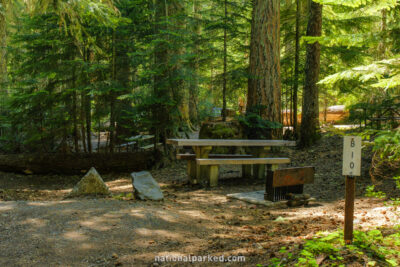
[167,139,296,185]
[166,139,296,147]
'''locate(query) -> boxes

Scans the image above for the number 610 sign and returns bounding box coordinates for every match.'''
[342,136,362,176]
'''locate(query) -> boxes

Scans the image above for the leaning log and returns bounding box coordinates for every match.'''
[0,152,161,175]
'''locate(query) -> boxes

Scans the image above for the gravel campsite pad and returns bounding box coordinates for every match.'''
[0,135,398,266]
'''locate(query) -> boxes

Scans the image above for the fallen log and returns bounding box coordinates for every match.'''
[0,151,161,175]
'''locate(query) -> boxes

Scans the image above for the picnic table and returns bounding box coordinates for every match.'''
[167,139,296,187]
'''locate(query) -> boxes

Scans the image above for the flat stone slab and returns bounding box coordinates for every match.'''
[226,191,287,208]
[131,171,163,201]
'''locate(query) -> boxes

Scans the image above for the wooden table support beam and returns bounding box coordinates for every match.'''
[253,147,271,179]
[193,146,212,186]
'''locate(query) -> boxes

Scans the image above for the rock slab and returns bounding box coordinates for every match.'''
[227,191,316,208]
[69,167,111,197]
[131,171,163,200]
[226,191,287,208]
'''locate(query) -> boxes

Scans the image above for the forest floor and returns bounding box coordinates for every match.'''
[0,134,399,266]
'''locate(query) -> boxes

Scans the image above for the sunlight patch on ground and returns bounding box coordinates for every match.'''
[135,228,182,239]
[26,200,77,206]
[63,231,88,241]
[20,218,47,228]
[153,210,180,222]
[127,209,147,219]
[106,179,133,192]
[0,202,16,211]
[79,218,113,231]
[80,242,97,250]
[177,209,207,220]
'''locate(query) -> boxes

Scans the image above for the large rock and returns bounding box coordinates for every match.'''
[69,167,111,197]
[131,171,163,201]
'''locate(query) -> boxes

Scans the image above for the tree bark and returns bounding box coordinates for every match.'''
[247,0,281,139]
[222,0,228,121]
[80,92,87,153]
[154,0,170,144]
[109,30,116,153]
[85,92,92,153]
[0,0,7,96]
[378,9,387,59]
[293,0,301,137]
[189,0,200,125]
[85,49,94,153]
[72,89,79,153]
[300,0,322,147]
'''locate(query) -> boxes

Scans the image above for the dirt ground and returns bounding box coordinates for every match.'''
[0,135,399,266]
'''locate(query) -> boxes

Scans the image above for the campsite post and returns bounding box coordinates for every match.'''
[342,136,362,244]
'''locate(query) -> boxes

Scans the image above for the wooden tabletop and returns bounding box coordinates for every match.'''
[166,139,296,147]
[196,157,291,165]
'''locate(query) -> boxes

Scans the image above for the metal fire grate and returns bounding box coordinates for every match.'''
[264,170,304,202]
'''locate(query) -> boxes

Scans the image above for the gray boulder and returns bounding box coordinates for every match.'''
[131,171,163,200]
[69,167,111,197]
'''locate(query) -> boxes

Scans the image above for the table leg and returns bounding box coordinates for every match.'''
[187,160,197,184]
[253,146,271,179]
[242,165,252,180]
[193,146,212,186]
[209,165,219,187]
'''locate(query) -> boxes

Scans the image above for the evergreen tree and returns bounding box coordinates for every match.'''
[300,0,323,147]
[247,0,281,139]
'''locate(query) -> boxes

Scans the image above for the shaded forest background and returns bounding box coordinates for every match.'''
[0,0,399,154]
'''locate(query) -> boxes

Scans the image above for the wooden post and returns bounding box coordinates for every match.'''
[209,165,219,187]
[254,146,270,179]
[344,176,355,243]
[342,136,361,244]
[193,146,212,186]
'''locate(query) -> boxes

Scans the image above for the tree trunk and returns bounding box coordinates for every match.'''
[80,92,87,153]
[0,152,161,175]
[85,92,92,153]
[222,0,228,121]
[247,0,281,139]
[85,49,94,153]
[300,0,322,147]
[378,9,387,59]
[109,30,116,153]
[72,90,79,153]
[0,0,7,96]
[189,0,200,125]
[154,0,170,144]
[293,0,301,137]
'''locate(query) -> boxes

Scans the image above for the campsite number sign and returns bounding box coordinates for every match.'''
[342,136,362,244]
[342,136,362,176]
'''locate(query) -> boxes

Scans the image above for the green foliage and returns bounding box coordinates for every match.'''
[368,129,400,183]
[373,129,400,161]
[238,105,282,139]
[208,124,236,139]
[365,185,387,199]
[313,0,396,9]
[291,229,400,267]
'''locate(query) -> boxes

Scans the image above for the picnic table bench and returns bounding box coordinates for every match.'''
[117,135,162,151]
